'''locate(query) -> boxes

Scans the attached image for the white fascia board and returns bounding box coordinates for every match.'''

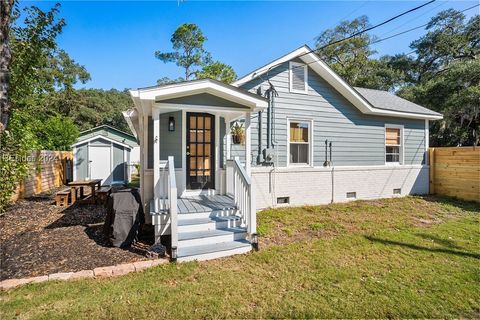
[136,80,267,111]
[122,109,139,139]
[71,134,133,149]
[233,46,442,121]
[300,53,443,120]
[233,46,309,87]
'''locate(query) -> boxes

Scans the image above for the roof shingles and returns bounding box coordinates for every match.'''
[354,87,441,117]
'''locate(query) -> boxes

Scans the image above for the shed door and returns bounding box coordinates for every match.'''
[186,112,215,190]
[89,146,111,184]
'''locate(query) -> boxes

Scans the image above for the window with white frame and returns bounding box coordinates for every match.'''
[289,62,308,93]
[385,126,402,164]
[289,120,310,165]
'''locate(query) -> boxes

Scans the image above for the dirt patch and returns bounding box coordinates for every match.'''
[0,189,153,280]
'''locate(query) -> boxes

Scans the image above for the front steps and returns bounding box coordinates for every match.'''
[175,210,252,262]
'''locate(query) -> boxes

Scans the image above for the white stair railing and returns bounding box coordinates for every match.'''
[227,157,257,248]
[166,156,178,261]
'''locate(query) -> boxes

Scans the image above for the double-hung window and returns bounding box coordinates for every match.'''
[289,120,311,165]
[385,126,402,164]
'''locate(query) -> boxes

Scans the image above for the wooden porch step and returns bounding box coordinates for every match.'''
[177,239,252,262]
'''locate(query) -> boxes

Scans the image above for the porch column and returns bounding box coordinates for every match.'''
[245,112,251,175]
[225,117,231,161]
[153,109,160,211]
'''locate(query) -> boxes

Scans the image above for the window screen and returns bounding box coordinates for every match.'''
[385,127,401,163]
[289,121,310,164]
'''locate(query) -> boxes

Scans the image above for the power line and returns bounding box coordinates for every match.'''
[371,4,479,46]
[261,0,437,75]
[277,2,479,74]
[379,0,450,37]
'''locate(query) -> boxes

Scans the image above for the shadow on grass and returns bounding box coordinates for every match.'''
[420,195,480,213]
[364,235,480,259]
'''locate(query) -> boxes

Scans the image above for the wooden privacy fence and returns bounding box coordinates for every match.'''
[11,150,73,201]
[429,147,479,202]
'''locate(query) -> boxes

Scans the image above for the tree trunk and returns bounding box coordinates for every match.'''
[0,0,14,132]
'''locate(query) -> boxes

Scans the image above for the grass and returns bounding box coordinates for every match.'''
[0,196,478,319]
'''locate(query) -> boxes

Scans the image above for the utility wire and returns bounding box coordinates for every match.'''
[271,2,479,74]
[379,0,450,37]
[371,4,479,46]
[258,0,437,76]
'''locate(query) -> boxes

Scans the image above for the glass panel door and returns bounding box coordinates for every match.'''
[186,113,215,189]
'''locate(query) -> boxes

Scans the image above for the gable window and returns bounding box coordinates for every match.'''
[289,62,308,94]
[385,126,403,164]
[288,120,311,165]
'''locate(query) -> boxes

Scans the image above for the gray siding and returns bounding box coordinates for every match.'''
[241,60,426,167]
[147,111,183,169]
[75,143,88,180]
[112,144,125,182]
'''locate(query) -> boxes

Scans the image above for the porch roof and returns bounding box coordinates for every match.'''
[130,78,268,112]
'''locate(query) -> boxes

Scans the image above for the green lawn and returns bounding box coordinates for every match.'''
[1,196,478,319]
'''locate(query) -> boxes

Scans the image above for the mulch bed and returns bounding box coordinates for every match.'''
[0,188,154,281]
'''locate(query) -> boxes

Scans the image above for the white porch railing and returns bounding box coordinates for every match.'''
[226,157,256,242]
[166,156,178,260]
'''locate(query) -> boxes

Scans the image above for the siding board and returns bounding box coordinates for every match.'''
[240,61,426,167]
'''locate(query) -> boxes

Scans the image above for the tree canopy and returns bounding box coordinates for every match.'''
[316,10,479,146]
[155,23,237,84]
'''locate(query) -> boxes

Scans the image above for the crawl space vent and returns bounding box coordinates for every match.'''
[346,192,356,199]
[277,197,290,204]
[393,188,402,195]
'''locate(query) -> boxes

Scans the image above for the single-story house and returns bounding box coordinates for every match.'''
[72,125,140,185]
[124,45,442,262]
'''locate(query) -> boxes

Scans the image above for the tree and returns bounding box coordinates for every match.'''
[155,23,211,81]
[39,115,79,150]
[0,0,15,132]
[9,4,90,112]
[196,61,237,84]
[315,16,377,86]
[399,10,480,146]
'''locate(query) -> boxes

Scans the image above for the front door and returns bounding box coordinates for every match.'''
[186,112,215,190]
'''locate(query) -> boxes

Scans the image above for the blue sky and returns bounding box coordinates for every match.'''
[20,1,479,90]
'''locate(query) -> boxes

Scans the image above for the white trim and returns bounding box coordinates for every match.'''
[384,124,404,166]
[245,112,252,175]
[425,119,429,165]
[154,103,252,114]
[72,146,77,181]
[251,163,428,173]
[153,109,160,209]
[286,118,313,167]
[181,110,187,190]
[289,61,308,94]
[215,115,220,192]
[71,135,132,149]
[131,79,268,111]
[233,45,442,121]
[122,109,139,138]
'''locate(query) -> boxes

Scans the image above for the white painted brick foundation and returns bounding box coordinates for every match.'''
[251,165,429,209]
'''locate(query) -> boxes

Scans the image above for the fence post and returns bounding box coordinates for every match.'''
[429,148,435,194]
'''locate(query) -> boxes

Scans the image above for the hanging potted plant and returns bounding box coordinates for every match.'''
[231,121,245,145]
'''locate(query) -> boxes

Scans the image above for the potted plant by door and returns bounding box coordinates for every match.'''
[231,121,245,145]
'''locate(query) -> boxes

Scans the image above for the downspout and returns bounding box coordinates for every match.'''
[329,142,335,203]
[257,111,263,164]
[266,89,271,149]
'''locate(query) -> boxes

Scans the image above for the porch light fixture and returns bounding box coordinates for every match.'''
[168,116,175,132]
